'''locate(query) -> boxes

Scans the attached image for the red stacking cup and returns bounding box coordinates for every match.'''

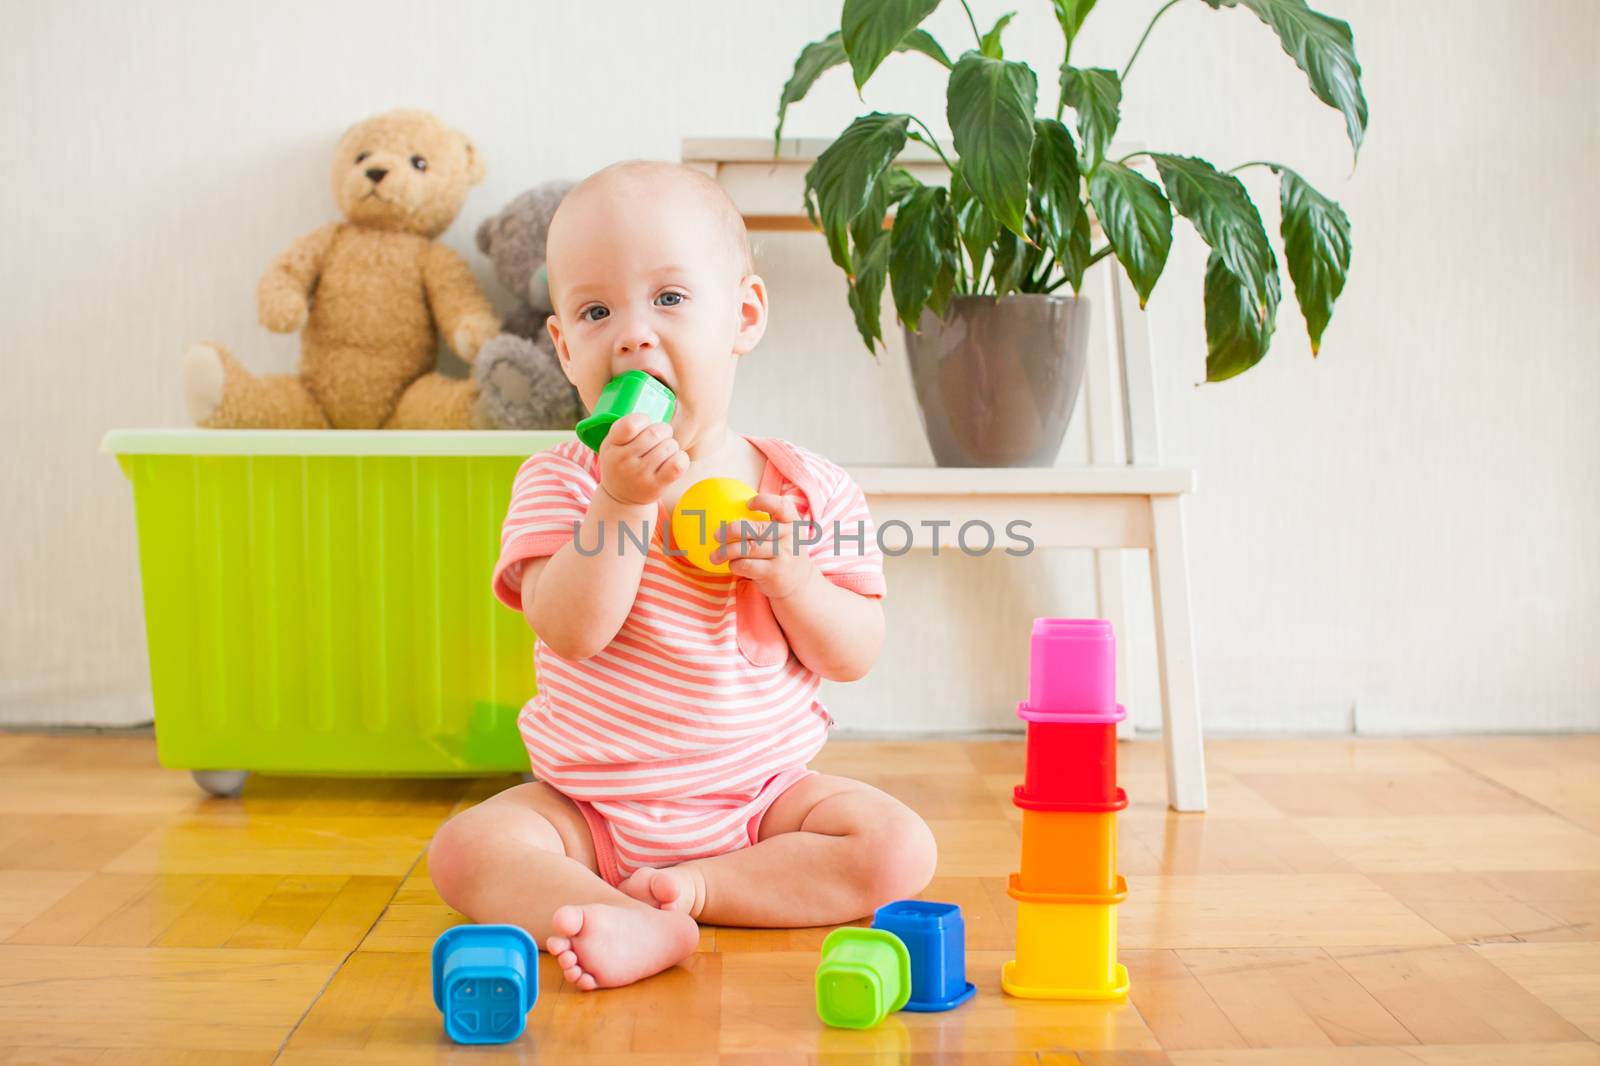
[1016,700,1124,805]
[1029,618,1115,714]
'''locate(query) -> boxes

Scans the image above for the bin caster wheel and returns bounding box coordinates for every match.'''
[191,770,250,797]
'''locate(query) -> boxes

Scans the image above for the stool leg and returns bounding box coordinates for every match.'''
[1093,549,1134,740]
[1149,494,1207,811]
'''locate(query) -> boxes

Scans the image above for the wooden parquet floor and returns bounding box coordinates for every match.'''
[1,732,1598,1064]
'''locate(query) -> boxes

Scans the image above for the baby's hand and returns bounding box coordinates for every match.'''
[599,413,687,507]
[715,493,816,600]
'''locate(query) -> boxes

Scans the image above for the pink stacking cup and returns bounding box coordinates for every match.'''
[1029,618,1115,714]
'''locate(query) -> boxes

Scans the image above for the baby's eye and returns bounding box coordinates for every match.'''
[580,305,609,322]
[656,291,685,307]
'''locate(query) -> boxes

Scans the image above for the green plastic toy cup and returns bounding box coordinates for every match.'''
[815,927,912,1029]
[574,370,677,452]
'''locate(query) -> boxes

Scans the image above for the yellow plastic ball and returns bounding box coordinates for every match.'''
[670,478,769,574]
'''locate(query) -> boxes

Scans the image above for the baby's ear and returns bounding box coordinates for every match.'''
[546,313,571,372]
[461,134,486,184]
[732,273,769,356]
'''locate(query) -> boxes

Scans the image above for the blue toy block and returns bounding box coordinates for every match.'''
[432,924,540,1044]
[872,900,977,1012]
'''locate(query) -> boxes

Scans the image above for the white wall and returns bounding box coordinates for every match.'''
[2,0,1596,733]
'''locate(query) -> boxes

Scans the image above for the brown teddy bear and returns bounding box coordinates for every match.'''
[184,109,501,429]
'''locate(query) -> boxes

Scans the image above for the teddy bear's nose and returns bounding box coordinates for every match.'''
[365,167,388,184]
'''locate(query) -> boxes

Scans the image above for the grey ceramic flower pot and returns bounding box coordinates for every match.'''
[903,294,1091,467]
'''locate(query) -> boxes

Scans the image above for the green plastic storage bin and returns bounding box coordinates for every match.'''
[102,429,570,788]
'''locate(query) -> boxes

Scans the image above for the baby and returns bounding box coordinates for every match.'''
[428,160,937,990]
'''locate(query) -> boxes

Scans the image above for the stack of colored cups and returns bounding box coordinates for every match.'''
[1001,618,1130,1000]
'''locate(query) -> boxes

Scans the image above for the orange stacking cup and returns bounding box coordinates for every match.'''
[1015,789,1126,896]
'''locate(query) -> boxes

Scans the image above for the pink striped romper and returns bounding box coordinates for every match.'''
[491,435,885,885]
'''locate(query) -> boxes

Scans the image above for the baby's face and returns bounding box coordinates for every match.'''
[545,177,765,455]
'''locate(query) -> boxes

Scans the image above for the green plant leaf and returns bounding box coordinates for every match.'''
[1051,0,1098,44]
[979,11,1016,59]
[1059,66,1121,172]
[1150,154,1277,321]
[1029,118,1083,269]
[1034,198,1092,293]
[847,231,893,352]
[1052,0,1098,66]
[803,112,912,274]
[774,30,952,151]
[1203,0,1367,159]
[929,258,958,317]
[990,227,1029,294]
[890,185,959,329]
[1019,230,1049,292]
[776,35,847,153]
[1088,161,1172,307]
[947,51,1037,239]
[851,166,920,252]
[842,0,942,92]
[900,28,954,69]
[952,168,999,285]
[1059,202,1093,292]
[1204,250,1280,381]
[845,169,923,350]
[1276,165,1351,354]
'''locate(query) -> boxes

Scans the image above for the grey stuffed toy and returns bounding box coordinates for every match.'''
[470,180,584,430]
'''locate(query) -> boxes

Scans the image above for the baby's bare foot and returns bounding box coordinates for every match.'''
[616,865,706,916]
[544,902,698,990]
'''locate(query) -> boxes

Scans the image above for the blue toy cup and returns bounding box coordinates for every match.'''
[432,924,540,1044]
[871,900,977,1012]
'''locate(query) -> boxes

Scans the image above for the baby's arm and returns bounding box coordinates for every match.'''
[519,413,688,659]
[518,489,651,659]
[768,572,884,682]
[718,491,885,682]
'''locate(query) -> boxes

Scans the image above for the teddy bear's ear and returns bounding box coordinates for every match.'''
[476,216,495,255]
[462,134,486,185]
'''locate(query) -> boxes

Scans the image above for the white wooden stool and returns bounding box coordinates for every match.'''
[685,138,1207,811]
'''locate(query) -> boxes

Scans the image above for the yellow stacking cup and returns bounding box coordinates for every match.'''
[1001,876,1129,1000]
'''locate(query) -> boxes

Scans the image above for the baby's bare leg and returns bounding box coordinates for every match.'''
[428,781,698,989]
[626,775,937,927]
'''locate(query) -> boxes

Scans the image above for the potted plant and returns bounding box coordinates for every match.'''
[775,0,1364,466]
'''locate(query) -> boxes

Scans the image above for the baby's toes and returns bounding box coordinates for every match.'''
[550,904,585,938]
[562,962,586,985]
[575,972,598,991]
[556,949,578,969]
[546,934,572,956]
[649,871,684,909]
[616,867,659,906]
